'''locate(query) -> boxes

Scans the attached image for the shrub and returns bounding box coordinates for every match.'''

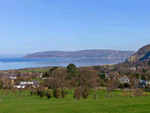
[39,91,45,98]
[53,89,60,99]
[46,90,52,99]
[118,84,124,90]
[0,84,2,89]
[100,80,106,87]
[73,89,81,100]
[124,83,130,88]
[61,89,67,98]
[37,86,46,98]
[133,89,143,97]
[30,90,37,96]
[82,88,91,99]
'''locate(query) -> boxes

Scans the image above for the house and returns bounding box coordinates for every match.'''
[118,76,130,84]
[36,73,43,79]
[39,73,43,78]
[1,73,18,87]
[140,79,150,85]
[128,66,141,71]
[13,81,39,88]
[2,77,14,88]
[42,77,51,81]
[106,72,119,79]
[137,83,146,88]
[9,73,18,79]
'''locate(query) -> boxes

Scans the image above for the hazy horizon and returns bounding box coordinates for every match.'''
[0,48,136,57]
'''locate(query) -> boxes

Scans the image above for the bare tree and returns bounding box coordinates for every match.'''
[70,67,98,100]
[0,89,5,102]
[36,85,45,98]
[45,68,67,99]
[106,72,120,98]
[126,70,140,97]
[19,88,23,100]
[11,87,17,98]
[5,89,10,98]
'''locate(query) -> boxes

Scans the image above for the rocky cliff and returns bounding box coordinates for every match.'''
[125,44,150,62]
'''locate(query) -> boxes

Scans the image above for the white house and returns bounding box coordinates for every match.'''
[13,81,39,89]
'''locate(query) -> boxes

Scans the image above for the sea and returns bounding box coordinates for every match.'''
[0,57,125,70]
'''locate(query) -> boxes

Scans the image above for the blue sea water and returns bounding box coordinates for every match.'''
[0,58,72,63]
[0,58,72,70]
[0,57,125,70]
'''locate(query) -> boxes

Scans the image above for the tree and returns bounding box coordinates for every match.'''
[61,88,67,98]
[46,90,52,99]
[28,85,36,100]
[43,67,59,77]
[141,68,147,80]
[0,89,5,102]
[82,88,91,99]
[45,68,67,98]
[70,67,98,100]
[0,79,2,89]
[45,68,67,89]
[148,60,150,66]
[19,88,23,100]
[11,87,17,98]
[17,72,21,77]
[37,85,45,98]
[50,66,59,72]
[67,63,77,78]
[106,72,120,98]
[53,89,60,99]
[98,73,106,80]
[126,70,140,97]
[145,71,150,85]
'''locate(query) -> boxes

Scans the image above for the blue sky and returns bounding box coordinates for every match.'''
[0,0,150,55]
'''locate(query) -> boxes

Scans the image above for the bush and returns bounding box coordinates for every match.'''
[53,89,60,99]
[46,90,52,99]
[0,84,2,89]
[61,89,67,98]
[39,91,45,98]
[37,86,46,98]
[100,80,106,87]
[124,83,130,88]
[73,89,81,100]
[133,89,143,97]
[82,88,91,99]
[30,90,37,96]
[118,84,124,90]
[118,83,130,89]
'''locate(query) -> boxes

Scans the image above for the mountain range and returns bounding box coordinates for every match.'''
[23,49,135,59]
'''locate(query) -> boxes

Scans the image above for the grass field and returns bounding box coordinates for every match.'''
[0,89,150,113]
[19,69,49,73]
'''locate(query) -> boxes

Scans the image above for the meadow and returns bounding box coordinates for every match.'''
[0,89,150,113]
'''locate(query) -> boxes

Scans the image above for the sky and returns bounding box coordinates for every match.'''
[0,0,150,56]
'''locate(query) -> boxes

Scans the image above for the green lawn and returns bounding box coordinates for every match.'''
[0,90,150,113]
[19,69,49,73]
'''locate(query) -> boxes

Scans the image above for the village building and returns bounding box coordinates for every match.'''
[13,81,39,88]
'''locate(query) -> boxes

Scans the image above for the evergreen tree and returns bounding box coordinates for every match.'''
[67,63,77,77]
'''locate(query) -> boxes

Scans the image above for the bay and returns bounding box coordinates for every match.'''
[0,58,125,70]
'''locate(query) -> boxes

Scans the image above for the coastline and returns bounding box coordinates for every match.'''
[0,63,117,72]
[0,57,124,71]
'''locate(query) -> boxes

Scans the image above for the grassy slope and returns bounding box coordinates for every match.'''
[0,90,150,113]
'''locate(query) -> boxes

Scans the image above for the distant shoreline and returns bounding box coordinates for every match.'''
[0,63,117,72]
